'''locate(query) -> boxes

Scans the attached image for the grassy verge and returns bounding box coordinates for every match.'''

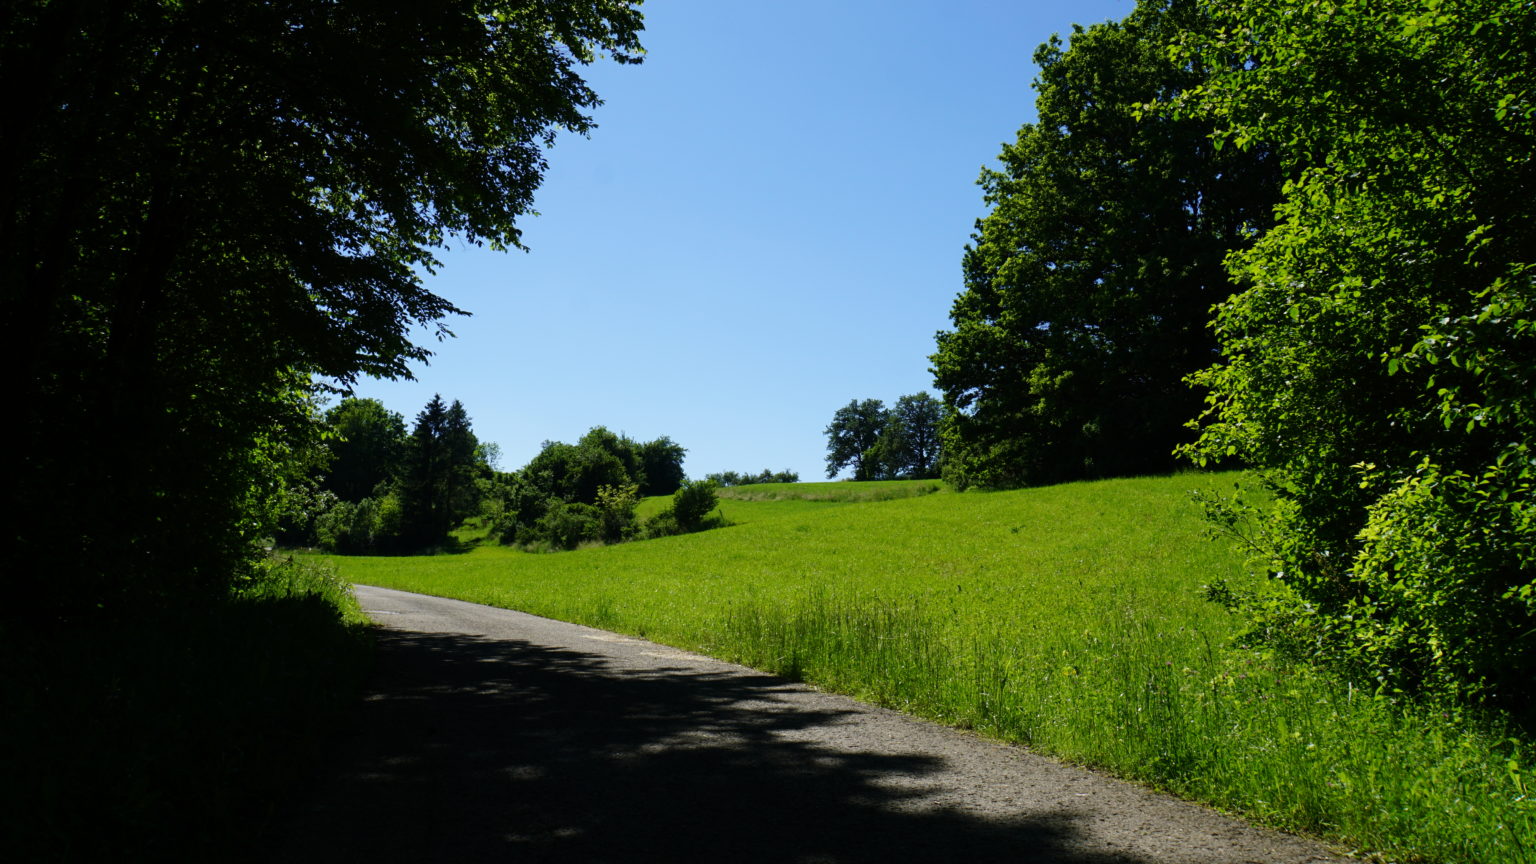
[0,556,372,863]
[319,474,1533,863]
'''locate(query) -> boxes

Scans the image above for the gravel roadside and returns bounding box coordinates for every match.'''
[272,585,1348,863]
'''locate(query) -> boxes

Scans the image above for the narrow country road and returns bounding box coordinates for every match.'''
[273,585,1347,863]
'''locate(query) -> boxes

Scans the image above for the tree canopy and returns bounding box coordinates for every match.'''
[4,0,644,621]
[875,393,944,480]
[930,0,1279,489]
[398,395,485,548]
[490,427,691,549]
[825,395,944,481]
[824,399,891,481]
[1181,0,1536,715]
[638,436,688,497]
[322,397,408,503]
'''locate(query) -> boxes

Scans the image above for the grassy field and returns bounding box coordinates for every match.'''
[320,473,1532,864]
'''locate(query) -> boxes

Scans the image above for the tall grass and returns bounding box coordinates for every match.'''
[322,474,1534,864]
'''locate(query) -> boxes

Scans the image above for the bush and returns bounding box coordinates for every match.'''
[594,483,640,544]
[313,491,407,554]
[534,500,603,551]
[671,479,720,532]
[642,509,681,539]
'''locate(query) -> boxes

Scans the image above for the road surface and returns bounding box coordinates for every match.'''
[273,585,1347,863]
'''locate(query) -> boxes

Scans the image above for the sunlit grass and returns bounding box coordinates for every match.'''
[319,473,1534,864]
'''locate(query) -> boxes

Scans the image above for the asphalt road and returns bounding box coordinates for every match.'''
[273,585,1347,863]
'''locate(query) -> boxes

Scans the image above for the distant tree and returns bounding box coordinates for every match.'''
[638,436,687,497]
[578,427,646,491]
[594,483,641,543]
[534,500,604,551]
[929,0,1280,489]
[875,394,944,479]
[322,398,407,502]
[484,471,549,546]
[398,395,482,547]
[507,426,681,547]
[522,428,638,507]
[825,399,888,480]
[476,441,504,473]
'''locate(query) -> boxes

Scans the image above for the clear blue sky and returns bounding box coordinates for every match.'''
[347,0,1136,480]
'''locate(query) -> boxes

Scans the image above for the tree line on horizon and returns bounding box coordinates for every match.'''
[705,468,801,487]
[280,394,717,554]
[934,0,1534,721]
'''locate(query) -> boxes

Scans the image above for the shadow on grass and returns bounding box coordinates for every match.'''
[276,628,1149,864]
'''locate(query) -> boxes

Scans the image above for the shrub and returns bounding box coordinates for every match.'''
[671,479,720,532]
[594,483,640,543]
[642,509,681,539]
[313,491,407,554]
[534,500,603,551]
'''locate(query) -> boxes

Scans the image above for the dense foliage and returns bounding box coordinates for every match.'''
[824,393,944,480]
[1181,0,1536,716]
[3,0,644,622]
[930,0,1279,490]
[321,398,407,503]
[638,436,689,497]
[487,426,694,549]
[284,395,492,554]
[648,473,718,535]
[397,395,485,548]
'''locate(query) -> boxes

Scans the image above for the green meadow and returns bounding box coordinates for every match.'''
[322,474,1533,864]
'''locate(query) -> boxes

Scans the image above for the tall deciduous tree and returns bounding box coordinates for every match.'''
[875,393,945,480]
[322,397,407,502]
[930,0,1279,490]
[2,1,643,620]
[638,436,688,497]
[1182,0,1536,714]
[825,399,888,480]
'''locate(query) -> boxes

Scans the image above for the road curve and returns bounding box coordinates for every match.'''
[273,585,1346,863]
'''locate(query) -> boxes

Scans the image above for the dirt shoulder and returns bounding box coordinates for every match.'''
[273,585,1346,863]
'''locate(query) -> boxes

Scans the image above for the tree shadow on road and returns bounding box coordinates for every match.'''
[275,628,1151,864]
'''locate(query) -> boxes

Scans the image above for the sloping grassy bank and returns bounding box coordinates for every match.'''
[0,557,372,863]
[323,474,1533,863]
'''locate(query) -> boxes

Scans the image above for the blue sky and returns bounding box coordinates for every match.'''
[348,0,1136,479]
